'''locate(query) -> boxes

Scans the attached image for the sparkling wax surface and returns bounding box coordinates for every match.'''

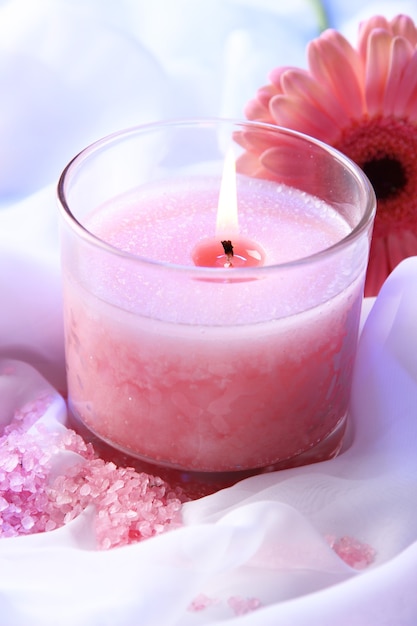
[87,176,347,266]
[63,176,364,472]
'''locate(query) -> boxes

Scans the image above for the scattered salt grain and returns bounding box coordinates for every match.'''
[228,595,263,616]
[188,594,262,615]
[188,593,219,612]
[327,534,376,569]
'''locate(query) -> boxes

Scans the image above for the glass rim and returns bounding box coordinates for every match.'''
[57,117,376,276]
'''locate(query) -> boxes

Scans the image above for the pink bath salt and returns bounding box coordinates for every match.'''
[228,595,263,616]
[47,458,183,549]
[0,393,184,547]
[328,535,376,569]
[3,394,54,433]
[188,593,220,612]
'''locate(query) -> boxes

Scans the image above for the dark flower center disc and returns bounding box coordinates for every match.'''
[362,157,407,200]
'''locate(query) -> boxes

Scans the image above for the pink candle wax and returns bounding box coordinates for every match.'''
[63,175,364,472]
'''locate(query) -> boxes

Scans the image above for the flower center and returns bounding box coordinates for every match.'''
[335,116,417,235]
[362,157,407,200]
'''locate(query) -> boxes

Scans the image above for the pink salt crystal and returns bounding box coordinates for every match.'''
[101,537,112,550]
[44,519,57,532]
[101,493,118,508]
[79,483,91,497]
[227,596,263,616]
[21,515,35,531]
[99,479,110,492]
[38,452,52,467]
[188,593,219,612]
[10,394,53,431]
[0,497,8,512]
[108,479,124,493]
[0,453,19,472]
[63,511,77,524]
[55,493,74,506]
[9,473,25,492]
[67,481,79,495]
[108,503,121,515]
[21,453,35,472]
[328,535,376,569]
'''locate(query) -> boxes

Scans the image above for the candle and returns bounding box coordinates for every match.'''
[58,119,375,486]
[192,148,266,269]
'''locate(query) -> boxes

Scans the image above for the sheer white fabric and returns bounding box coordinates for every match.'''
[1,254,417,625]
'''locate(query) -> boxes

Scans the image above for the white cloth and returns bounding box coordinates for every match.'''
[1,1,417,624]
[1,260,417,625]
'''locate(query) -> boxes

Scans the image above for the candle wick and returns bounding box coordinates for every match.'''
[221,240,234,268]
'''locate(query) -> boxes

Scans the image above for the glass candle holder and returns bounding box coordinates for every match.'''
[57,119,376,497]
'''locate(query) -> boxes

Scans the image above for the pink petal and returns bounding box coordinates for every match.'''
[402,51,417,123]
[280,69,350,127]
[401,229,417,256]
[366,228,417,297]
[244,96,273,122]
[269,94,341,143]
[392,50,417,116]
[268,65,299,88]
[364,29,392,116]
[402,87,417,120]
[365,235,390,296]
[383,36,414,115]
[385,229,417,272]
[244,83,282,123]
[257,84,280,107]
[260,145,313,189]
[393,51,417,117]
[236,150,261,173]
[391,14,417,45]
[308,30,365,119]
[233,127,295,180]
[235,152,271,180]
[358,16,390,61]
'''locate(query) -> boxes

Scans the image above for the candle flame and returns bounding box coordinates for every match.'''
[216,148,238,238]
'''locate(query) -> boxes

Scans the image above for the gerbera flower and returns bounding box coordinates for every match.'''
[243,13,417,296]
